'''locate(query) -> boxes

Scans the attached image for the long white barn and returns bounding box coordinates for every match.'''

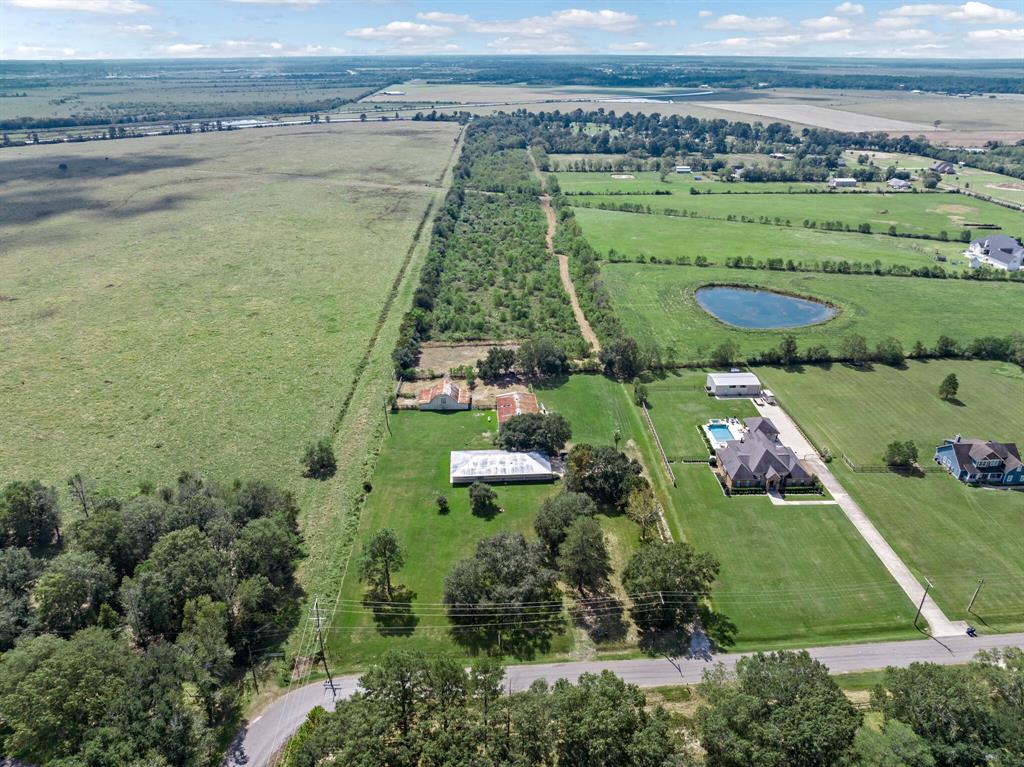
[449,450,554,485]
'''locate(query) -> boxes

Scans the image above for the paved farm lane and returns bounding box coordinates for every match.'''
[752,400,964,637]
[226,632,1024,767]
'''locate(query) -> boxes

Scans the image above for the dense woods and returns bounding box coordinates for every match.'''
[0,472,303,764]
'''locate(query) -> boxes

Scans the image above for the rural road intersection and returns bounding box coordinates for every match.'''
[225,632,1024,767]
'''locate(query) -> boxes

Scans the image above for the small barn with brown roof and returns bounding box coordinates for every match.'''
[495,391,539,426]
[418,379,471,411]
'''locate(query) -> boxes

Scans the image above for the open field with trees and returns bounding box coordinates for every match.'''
[761,361,1024,631]
[573,189,1024,241]
[575,208,965,271]
[0,121,463,609]
[601,262,1023,363]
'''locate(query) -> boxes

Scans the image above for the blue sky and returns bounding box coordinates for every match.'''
[1,0,1022,60]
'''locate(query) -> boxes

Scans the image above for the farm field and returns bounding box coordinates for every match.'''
[760,361,1024,631]
[556,171,824,195]
[574,190,1024,240]
[575,208,963,270]
[330,377,653,670]
[944,167,1024,206]
[601,261,1023,363]
[0,122,460,549]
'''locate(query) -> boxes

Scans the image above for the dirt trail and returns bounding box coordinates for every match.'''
[539,194,601,355]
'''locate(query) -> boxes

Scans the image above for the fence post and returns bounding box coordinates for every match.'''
[641,401,676,487]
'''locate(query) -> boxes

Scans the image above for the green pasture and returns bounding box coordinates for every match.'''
[944,167,1024,206]
[556,171,825,195]
[760,360,1024,464]
[576,190,1024,240]
[575,208,963,270]
[761,361,1024,631]
[601,262,1022,363]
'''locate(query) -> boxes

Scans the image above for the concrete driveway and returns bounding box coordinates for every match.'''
[753,401,963,638]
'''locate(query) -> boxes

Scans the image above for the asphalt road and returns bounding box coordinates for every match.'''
[224,631,1024,767]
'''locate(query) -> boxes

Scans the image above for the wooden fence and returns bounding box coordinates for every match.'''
[641,401,675,487]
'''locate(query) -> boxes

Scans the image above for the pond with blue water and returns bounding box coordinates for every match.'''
[695,286,836,329]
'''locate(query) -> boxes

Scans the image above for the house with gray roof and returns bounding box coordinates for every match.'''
[930,160,957,174]
[715,417,816,493]
[886,178,912,191]
[965,234,1023,272]
[934,436,1023,486]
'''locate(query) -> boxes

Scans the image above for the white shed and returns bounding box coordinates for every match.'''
[706,372,762,397]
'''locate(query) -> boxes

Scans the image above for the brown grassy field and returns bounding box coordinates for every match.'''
[0,121,462,595]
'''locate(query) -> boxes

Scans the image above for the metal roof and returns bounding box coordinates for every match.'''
[450,450,553,483]
[707,371,761,386]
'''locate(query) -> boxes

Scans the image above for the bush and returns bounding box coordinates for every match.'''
[498,412,571,454]
[468,482,497,516]
[883,440,919,467]
[302,438,337,479]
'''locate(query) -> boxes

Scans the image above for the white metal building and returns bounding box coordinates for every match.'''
[706,372,762,397]
[449,450,554,485]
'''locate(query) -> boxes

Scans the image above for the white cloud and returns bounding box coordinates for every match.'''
[156,39,349,57]
[834,2,864,13]
[11,44,77,57]
[697,10,713,18]
[7,0,151,12]
[225,0,325,4]
[416,11,470,22]
[966,26,1024,39]
[548,8,638,29]
[654,19,678,27]
[346,21,454,39]
[486,34,586,53]
[705,14,788,31]
[890,27,941,39]
[609,41,652,51]
[945,2,1020,22]
[472,8,637,36]
[880,2,1019,20]
[800,15,850,30]
[689,33,802,52]
[875,16,916,27]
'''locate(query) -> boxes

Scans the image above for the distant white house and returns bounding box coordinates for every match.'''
[965,235,1023,272]
[380,90,406,96]
[770,152,787,160]
[887,178,912,191]
[675,165,692,173]
[449,450,554,485]
[829,177,858,189]
[706,372,762,397]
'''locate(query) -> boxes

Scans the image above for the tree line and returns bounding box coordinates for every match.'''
[280,644,1024,766]
[0,471,303,765]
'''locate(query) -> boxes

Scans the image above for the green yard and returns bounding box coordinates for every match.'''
[329,377,655,670]
[759,361,1024,632]
[576,208,963,270]
[574,189,1024,240]
[601,261,1022,363]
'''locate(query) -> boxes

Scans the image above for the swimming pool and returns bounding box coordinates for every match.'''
[708,424,736,444]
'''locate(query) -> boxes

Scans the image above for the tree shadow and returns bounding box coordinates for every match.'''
[636,605,737,659]
[449,609,565,660]
[364,585,419,637]
[531,373,572,391]
[572,591,628,644]
[942,397,966,407]
[470,500,502,521]
[887,466,926,479]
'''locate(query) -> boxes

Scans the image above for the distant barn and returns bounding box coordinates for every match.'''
[418,379,470,411]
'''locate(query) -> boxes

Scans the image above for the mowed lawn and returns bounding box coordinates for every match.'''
[761,361,1024,631]
[601,262,1023,363]
[575,190,1024,240]
[0,122,459,494]
[576,208,963,270]
[635,370,917,648]
[331,378,651,670]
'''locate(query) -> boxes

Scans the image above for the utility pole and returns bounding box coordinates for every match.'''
[913,578,933,631]
[967,578,985,614]
[248,645,260,695]
[313,598,336,697]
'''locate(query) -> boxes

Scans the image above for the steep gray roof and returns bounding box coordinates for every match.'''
[717,431,812,483]
[970,235,1024,266]
[948,438,1022,474]
[744,417,779,439]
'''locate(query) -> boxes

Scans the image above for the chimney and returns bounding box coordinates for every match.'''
[955,434,961,443]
